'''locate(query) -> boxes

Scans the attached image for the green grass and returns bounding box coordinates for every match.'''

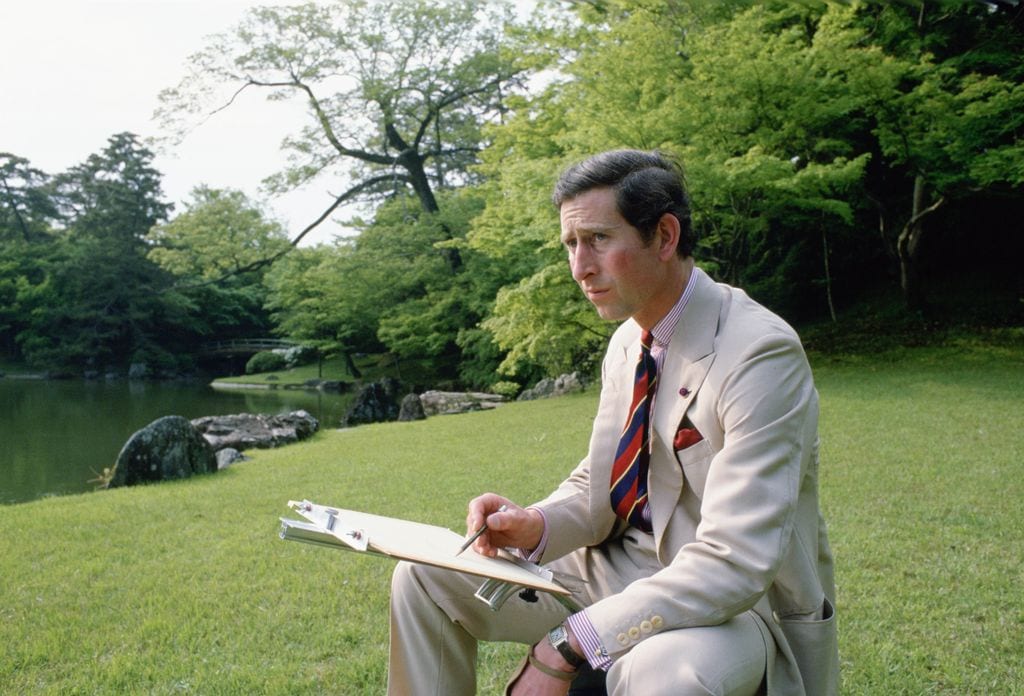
[2,342,1022,694]
[213,353,418,389]
[213,354,361,387]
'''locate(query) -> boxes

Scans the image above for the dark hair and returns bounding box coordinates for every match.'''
[552,150,695,258]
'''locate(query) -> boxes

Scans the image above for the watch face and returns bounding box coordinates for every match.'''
[549,625,583,667]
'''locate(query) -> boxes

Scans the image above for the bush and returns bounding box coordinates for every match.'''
[245,351,286,375]
[490,380,522,399]
[280,345,317,368]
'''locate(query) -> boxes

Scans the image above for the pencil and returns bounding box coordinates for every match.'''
[456,504,507,556]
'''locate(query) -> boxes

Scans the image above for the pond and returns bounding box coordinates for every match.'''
[0,378,353,505]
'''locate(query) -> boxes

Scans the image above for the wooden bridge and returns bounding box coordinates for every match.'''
[198,338,299,357]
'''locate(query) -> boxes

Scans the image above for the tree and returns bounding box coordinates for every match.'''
[0,154,57,243]
[0,153,59,357]
[146,186,291,340]
[845,2,1024,309]
[158,0,532,254]
[19,133,176,370]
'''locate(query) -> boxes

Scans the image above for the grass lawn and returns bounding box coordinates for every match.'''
[2,340,1022,694]
[212,354,366,388]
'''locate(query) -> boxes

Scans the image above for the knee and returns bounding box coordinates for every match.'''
[609,641,707,696]
[390,561,429,612]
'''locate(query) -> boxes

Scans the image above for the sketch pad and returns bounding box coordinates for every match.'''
[279,500,571,596]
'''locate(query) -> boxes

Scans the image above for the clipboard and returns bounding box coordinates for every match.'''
[279,500,584,611]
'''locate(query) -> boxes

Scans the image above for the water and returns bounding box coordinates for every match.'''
[0,378,354,505]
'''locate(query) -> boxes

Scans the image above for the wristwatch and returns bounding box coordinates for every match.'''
[547,623,585,670]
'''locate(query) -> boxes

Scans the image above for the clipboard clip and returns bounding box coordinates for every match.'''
[286,499,369,551]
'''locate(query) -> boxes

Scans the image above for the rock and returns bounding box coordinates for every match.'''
[190,410,319,451]
[418,390,505,417]
[343,378,402,426]
[109,415,216,488]
[517,372,587,401]
[398,393,427,421]
[215,447,247,470]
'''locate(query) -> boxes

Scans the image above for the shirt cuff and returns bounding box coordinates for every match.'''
[518,506,548,562]
[566,610,613,671]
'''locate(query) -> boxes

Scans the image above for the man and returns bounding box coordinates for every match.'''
[388,150,838,695]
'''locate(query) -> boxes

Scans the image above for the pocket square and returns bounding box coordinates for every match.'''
[674,426,704,451]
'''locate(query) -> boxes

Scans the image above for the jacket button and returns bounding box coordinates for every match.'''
[616,633,629,646]
[628,626,640,639]
[651,615,664,629]
[640,620,653,634]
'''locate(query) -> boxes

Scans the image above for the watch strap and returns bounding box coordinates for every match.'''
[548,624,585,669]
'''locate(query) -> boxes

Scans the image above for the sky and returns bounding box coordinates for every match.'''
[1,1,351,245]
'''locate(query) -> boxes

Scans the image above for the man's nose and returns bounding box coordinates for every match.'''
[570,246,595,282]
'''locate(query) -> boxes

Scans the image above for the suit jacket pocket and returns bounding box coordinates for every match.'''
[674,438,713,500]
[674,426,704,451]
[777,598,838,696]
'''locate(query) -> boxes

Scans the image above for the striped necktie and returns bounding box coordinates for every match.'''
[610,330,657,532]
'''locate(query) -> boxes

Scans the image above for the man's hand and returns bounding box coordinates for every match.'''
[465,493,545,557]
[508,635,579,696]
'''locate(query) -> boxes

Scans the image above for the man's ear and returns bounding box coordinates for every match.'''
[655,213,680,261]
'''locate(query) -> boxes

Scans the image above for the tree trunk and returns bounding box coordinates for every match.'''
[896,175,945,312]
[822,227,836,322]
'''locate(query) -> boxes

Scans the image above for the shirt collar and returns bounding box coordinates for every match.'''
[649,268,697,350]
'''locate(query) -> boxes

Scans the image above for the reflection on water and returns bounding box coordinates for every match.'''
[0,379,353,505]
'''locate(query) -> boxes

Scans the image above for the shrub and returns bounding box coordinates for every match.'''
[245,351,286,375]
[490,380,521,399]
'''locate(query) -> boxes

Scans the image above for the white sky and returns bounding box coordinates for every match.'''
[0,0,354,245]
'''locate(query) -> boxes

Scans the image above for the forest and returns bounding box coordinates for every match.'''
[1,0,1021,390]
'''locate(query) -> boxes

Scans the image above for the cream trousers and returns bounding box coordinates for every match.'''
[387,532,773,695]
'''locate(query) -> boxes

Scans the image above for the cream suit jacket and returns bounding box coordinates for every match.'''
[533,267,839,695]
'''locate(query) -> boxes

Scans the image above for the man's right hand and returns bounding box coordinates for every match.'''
[465,493,545,557]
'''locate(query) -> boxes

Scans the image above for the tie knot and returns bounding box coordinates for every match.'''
[640,330,654,351]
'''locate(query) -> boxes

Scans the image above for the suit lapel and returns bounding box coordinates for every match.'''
[649,268,724,542]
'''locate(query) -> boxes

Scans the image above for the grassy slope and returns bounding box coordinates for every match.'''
[2,342,1022,694]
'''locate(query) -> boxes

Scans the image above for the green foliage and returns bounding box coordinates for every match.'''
[489,380,522,399]
[4,0,1022,386]
[147,186,290,280]
[245,350,287,375]
[2,344,1022,692]
[484,263,610,377]
[15,133,176,370]
[0,153,57,243]
[146,186,287,342]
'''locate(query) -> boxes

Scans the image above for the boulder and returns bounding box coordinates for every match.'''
[343,378,402,426]
[109,415,216,488]
[517,372,587,401]
[191,410,319,451]
[215,447,247,470]
[398,393,427,422]
[419,390,505,417]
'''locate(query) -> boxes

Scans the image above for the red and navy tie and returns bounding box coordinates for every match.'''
[610,330,657,532]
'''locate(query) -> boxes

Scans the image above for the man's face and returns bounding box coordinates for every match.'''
[560,187,666,327]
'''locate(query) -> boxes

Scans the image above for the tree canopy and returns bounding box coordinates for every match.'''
[3,0,1021,387]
